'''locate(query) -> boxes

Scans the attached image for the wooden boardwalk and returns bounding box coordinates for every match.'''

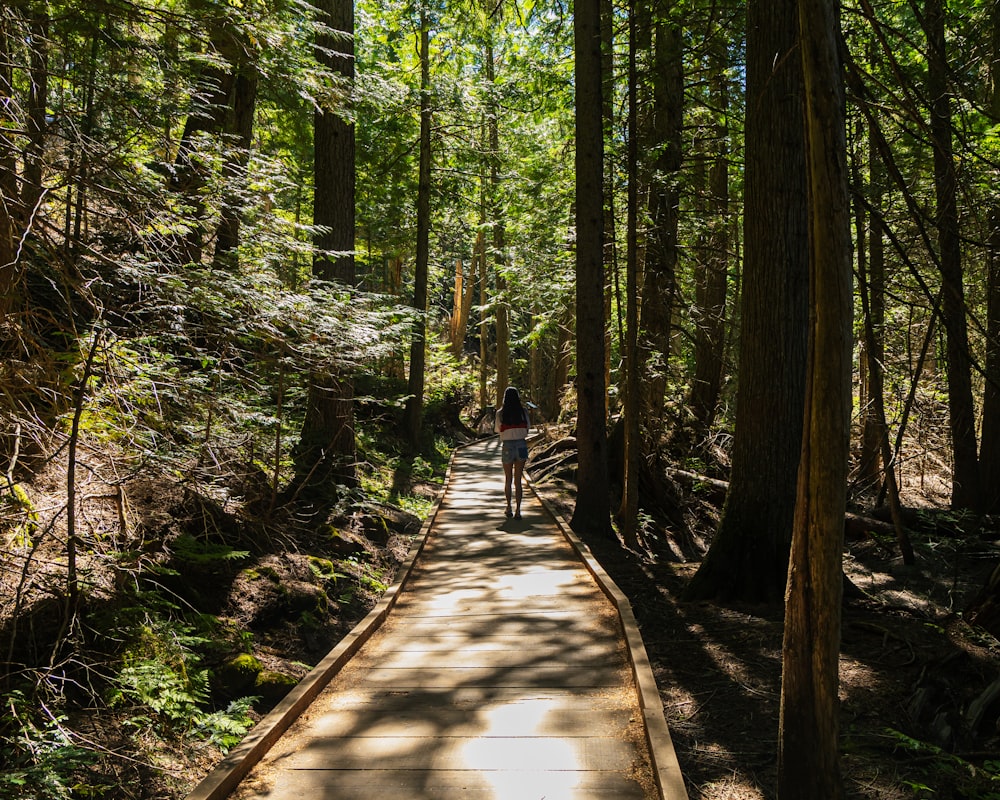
[187,438,687,800]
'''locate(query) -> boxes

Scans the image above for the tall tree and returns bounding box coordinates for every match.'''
[294,0,359,491]
[778,0,851,795]
[689,16,730,438]
[403,4,432,449]
[983,0,1000,514]
[924,0,980,511]
[570,0,612,536]
[485,33,510,405]
[685,0,809,603]
[640,0,682,430]
[617,0,641,549]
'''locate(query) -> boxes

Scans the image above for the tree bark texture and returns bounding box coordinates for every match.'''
[980,1,1000,513]
[690,24,729,436]
[685,0,809,603]
[403,13,431,450]
[859,108,886,490]
[778,1,851,797]
[486,36,510,405]
[617,0,641,549]
[296,0,358,491]
[570,0,611,536]
[640,1,682,430]
[924,0,981,511]
[313,0,356,285]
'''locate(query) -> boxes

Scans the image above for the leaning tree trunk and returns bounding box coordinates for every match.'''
[778,0,851,796]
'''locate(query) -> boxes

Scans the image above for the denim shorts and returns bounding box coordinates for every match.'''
[501,439,529,465]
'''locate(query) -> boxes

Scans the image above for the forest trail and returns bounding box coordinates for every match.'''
[186,438,687,800]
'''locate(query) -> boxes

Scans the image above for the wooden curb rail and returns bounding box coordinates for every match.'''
[186,437,689,800]
[184,447,462,800]
[526,472,689,800]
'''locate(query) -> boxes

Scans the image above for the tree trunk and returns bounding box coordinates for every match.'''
[449,258,474,357]
[980,1,1000,514]
[601,0,616,419]
[640,0,682,431]
[924,0,981,511]
[0,13,19,318]
[689,24,729,436]
[858,101,885,490]
[570,0,611,536]
[685,0,809,604]
[22,7,48,219]
[213,62,259,268]
[778,1,850,795]
[486,36,510,405]
[171,53,234,265]
[403,10,431,450]
[617,0,641,550]
[295,0,357,492]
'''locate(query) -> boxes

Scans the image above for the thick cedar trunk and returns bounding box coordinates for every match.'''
[778,0,850,796]
[640,3,682,429]
[925,0,981,511]
[296,0,357,490]
[403,12,431,449]
[478,222,489,409]
[685,0,809,603]
[570,0,611,536]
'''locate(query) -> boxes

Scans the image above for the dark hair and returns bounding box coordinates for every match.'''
[500,387,525,425]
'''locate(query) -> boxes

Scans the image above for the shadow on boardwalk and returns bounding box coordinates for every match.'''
[188,439,687,800]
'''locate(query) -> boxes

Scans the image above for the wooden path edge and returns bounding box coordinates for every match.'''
[525,472,691,800]
[183,444,465,800]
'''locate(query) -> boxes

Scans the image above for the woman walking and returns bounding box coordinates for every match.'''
[494,387,530,519]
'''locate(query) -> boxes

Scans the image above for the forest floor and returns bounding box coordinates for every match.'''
[4,426,1000,800]
[532,451,1000,800]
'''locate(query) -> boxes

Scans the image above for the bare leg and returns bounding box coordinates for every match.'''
[503,461,514,515]
[513,460,525,517]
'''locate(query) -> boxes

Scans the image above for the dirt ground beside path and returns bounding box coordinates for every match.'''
[531,480,1000,800]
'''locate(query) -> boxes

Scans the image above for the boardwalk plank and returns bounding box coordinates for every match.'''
[189,440,687,800]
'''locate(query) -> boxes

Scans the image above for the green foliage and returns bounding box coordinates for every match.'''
[0,693,97,800]
[876,728,1000,799]
[170,534,250,566]
[109,615,258,753]
[194,697,258,752]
